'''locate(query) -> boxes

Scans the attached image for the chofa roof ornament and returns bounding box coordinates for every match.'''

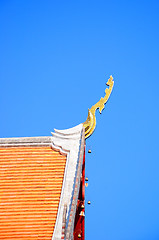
[83,75,114,139]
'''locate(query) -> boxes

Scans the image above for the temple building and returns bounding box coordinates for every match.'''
[0,76,114,240]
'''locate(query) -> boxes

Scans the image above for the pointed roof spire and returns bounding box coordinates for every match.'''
[83,75,114,139]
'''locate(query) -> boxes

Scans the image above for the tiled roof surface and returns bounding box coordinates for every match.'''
[0,146,66,240]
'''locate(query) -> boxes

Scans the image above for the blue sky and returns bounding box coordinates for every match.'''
[0,1,159,239]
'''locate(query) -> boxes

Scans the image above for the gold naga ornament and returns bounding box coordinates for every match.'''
[83,75,114,139]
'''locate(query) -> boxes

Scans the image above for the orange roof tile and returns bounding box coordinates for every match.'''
[0,146,66,240]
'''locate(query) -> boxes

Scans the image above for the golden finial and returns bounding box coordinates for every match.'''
[83,75,114,139]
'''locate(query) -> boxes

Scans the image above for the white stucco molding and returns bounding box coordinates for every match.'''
[51,124,85,240]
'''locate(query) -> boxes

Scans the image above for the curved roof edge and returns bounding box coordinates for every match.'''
[51,123,85,240]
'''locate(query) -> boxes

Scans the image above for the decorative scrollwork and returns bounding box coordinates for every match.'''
[83,75,114,139]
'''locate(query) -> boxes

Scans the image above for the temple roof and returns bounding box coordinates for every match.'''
[0,124,85,240]
[0,76,114,240]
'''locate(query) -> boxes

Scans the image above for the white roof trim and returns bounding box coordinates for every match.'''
[51,124,85,240]
[0,136,52,146]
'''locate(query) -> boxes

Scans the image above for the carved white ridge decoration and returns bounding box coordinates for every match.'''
[51,124,84,240]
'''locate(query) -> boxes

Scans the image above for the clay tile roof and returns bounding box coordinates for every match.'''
[0,124,85,240]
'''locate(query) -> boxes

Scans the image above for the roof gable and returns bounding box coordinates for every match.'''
[0,124,85,240]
